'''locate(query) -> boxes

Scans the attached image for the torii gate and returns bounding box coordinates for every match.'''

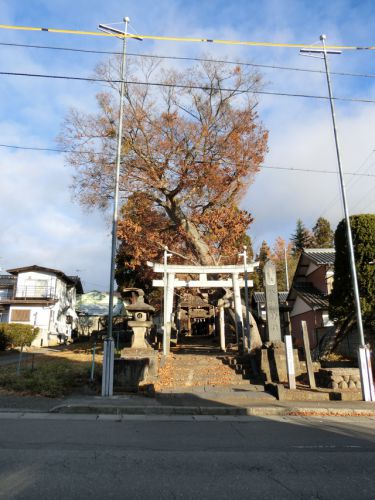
[148,258,259,355]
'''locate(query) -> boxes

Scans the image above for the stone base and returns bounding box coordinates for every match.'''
[317,367,362,390]
[266,383,330,401]
[261,345,301,383]
[266,383,363,402]
[114,349,159,392]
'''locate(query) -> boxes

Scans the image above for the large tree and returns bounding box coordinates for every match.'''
[312,217,334,248]
[329,214,375,348]
[60,57,268,271]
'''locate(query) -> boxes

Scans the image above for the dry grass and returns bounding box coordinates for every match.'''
[0,343,103,397]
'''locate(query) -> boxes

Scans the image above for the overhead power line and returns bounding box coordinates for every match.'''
[1,70,375,104]
[1,41,375,79]
[1,23,375,50]
[1,143,375,178]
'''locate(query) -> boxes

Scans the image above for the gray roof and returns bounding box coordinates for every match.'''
[7,265,76,285]
[303,248,335,265]
[0,275,16,287]
[293,283,329,309]
[253,291,289,304]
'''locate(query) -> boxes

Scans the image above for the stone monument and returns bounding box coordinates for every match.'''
[114,289,158,392]
[263,259,282,343]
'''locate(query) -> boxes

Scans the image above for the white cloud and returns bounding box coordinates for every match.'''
[1,0,375,280]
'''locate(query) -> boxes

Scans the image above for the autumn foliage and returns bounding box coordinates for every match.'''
[60,57,268,275]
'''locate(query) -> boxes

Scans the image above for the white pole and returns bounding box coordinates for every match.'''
[320,34,369,401]
[102,17,129,397]
[239,246,251,351]
[320,34,365,349]
[163,247,172,355]
[219,303,226,352]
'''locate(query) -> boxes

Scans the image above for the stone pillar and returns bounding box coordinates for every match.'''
[232,272,244,348]
[301,320,316,389]
[165,272,175,355]
[263,260,282,343]
[219,301,226,352]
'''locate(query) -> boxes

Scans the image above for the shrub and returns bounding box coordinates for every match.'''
[0,323,39,350]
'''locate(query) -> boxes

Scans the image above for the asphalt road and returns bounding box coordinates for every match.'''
[0,414,375,499]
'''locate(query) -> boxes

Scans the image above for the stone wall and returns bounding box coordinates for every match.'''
[317,367,361,390]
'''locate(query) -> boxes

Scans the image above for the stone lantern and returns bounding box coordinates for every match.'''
[114,288,157,392]
[125,292,155,349]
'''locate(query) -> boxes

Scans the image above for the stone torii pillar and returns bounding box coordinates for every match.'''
[232,272,244,346]
[164,272,175,355]
[149,261,258,356]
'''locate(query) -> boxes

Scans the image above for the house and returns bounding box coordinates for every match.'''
[0,274,17,323]
[75,290,127,336]
[251,291,290,340]
[287,248,335,348]
[0,265,83,347]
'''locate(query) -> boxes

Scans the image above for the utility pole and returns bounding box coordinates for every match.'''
[99,18,142,397]
[301,35,373,401]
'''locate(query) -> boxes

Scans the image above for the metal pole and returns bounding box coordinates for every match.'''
[102,17,129,397]
[284,245,289,290]
[320,34,365,349]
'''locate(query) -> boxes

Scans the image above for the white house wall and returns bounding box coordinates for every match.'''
[9,271,78,347]
[15,271,57,298]
[306,261,318,277]
[290,296,311,317]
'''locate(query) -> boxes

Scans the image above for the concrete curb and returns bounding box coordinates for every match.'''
[49,404,375,417]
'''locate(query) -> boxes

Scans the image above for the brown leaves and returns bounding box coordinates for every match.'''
[61,58,268,266]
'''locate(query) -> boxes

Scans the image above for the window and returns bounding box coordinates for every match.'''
[11,309,31,322]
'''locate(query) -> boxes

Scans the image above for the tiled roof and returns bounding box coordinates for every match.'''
[303,248,335,265]
[253,291,289,304]
[180,296,211,308]
[294,282,329,309]
[0,275,16,287]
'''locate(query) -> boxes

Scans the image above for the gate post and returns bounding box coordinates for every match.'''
[232,272,244,350]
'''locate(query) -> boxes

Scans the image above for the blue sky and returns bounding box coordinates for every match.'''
[1,0,375,290]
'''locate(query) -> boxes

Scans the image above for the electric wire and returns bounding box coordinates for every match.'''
[318,150,375,217]
[1,70,375,104]
[2,143,375,178]
[1,41,375,79]
[1,23,375,50]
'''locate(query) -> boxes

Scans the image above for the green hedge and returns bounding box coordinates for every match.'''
[0,323,39,350]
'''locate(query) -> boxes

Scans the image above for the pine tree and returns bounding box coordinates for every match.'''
[291,219,313,255]
[329,214,375,349]
[312,217,334,248]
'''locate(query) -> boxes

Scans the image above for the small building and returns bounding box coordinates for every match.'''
[75,291,127,336]
[0,265,83,347]
[287,248,335,348]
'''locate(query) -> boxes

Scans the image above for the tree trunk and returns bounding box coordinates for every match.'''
[162,198,214,265]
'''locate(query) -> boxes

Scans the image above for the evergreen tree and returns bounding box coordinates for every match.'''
[329,214,375,348]
[271,237,297,291]
[253,240,271,290]
[291,219,313,255]
[312,217,334,248]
